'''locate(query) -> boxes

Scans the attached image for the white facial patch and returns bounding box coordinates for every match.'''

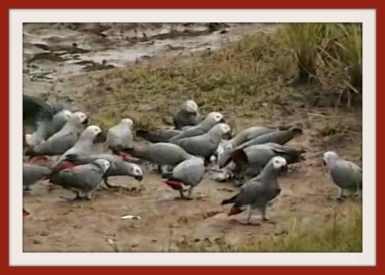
[86,125,102,136]
[79,113,87,122]
[72,112,87,124]
[207,112,222,121]
[25,134,37,147]
[99,159,110,171]
[134,165,143,176]
[272,156,287,169]
[323,151,339,165]
[185,100,198,113]
[59,109,72,120]
[221,124,231,134]
[214,113,224,122]
[121,118,133,127]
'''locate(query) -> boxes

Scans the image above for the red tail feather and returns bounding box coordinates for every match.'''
[163,179,183,190]
[114,151,137,162]
[57,161,76,171]
[47,161,77,183]
[228,206,244,216]
[28,156,49,165]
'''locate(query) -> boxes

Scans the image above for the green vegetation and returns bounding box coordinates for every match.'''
[159,202,362,252]
[86,23,362,130]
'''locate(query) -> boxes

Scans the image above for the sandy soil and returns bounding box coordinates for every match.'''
[22,23,362,252]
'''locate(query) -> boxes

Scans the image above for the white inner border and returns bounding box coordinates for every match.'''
[10,9,375,266]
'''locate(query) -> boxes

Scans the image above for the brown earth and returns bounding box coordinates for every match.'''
[22,23,362,252]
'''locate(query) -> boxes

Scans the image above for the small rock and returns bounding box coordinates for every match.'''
[32,239,41,244]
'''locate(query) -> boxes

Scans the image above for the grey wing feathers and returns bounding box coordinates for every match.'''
[23,164,52,186]
[173,158,205,186]
[244,128,275,142]
[169,126,203,141]
[233,180,264,206]
[31,132,78,155]
[136,129,181,143]
[107,132,122,149]
[330,160,362,189]
[107,126,132,149]
[59,164,105,191]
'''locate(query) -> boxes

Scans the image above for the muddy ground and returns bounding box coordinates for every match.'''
[22,23,362,252]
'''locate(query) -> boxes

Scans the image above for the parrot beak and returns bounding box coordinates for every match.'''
[223,131,232,140]
[134,175,144,182]
[82,117,89,125]
[94,131,107,143]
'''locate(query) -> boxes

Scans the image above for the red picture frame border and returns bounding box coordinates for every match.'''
[3,1,380,274]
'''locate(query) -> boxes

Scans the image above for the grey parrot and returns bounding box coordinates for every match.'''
[51,158,111,201]
[323,151,362,200]
[25,112,89,159]
[106,118,136,161]
[123,142,195,172]
[25,109,73,147]
[228,143,306,182]
[168,112,225,141]
[62,153,144,189]
[221,155,288,225]
[173,99,199,130]
[54,125,106,166]
[218,128,303,169]
[23,163,52,188]
[23,163,52,216]
[106,118,134,151]
[161,157,205,199]
[170,123,232,165]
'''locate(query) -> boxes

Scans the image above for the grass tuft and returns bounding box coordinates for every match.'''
[167,203,362,252]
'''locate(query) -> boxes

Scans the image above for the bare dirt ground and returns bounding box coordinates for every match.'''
[22,23,362,252]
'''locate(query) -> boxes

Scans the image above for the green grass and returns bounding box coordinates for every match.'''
[84,23,362,130]
[168,203,362,252]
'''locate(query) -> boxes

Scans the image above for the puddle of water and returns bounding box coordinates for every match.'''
[23,23,267,83]
[78,48,154,66]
